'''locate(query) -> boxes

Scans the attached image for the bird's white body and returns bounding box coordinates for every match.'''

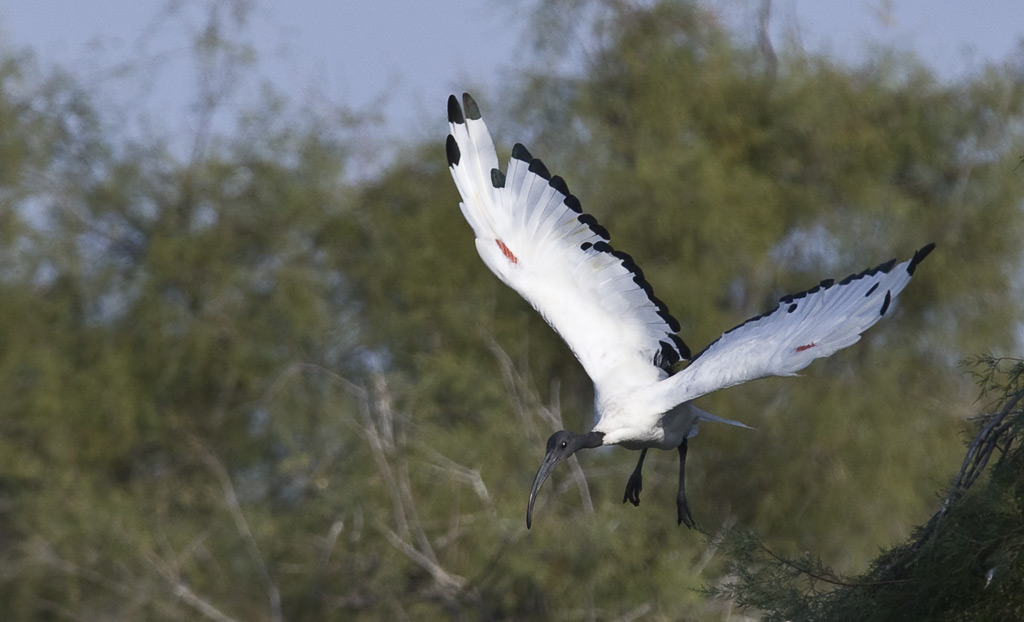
[446,93,931,457]
[593,399,702,450]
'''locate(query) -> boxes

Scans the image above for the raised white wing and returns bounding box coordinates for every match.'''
[446,93,689,392]
[654,243,935,409]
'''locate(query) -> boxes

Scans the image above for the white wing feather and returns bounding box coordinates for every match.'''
[653,243,935,410]
[446,94,689,392]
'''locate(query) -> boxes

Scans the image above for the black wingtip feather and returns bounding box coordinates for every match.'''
[549,175,570,196]
[876,258,898,274]
[879,290,892,316]
[907,242,936,275]
[528,157,551,180]
[511,143,532,162]
[634,275,654,296]
[660,304,682,333]
[462,93,481,120]
[577,214,610,240]
[839,256,897,286]
[491,168,506,188]
[671,333,691,360]
[654,331,689,370]
[564,195,582,213]
[447,95,464,124]
[656,340,680,369]
[445,134,460,166]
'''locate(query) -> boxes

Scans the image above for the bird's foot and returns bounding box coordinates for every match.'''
[676,492,696,529]
[622,471,643,506]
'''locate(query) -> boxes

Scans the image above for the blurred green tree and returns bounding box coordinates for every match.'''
[0,47,380,620]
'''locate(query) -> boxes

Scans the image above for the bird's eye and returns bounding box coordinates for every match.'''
[560,441,567,448]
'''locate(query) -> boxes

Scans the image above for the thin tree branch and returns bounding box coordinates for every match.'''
[296,364,473,604]
[350,379,411,537]
[377,523,467,595]
[757,0,778,81]
[423,447,495,512]
[29,536,138,600]
[936,388,1024,518]
[145,542,242,622]
[191,439,283,622]
[757,543,908,588]
[171,581,245,622]
[485,333,594,514]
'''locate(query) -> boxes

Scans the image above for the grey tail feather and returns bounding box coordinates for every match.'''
[691,404,755,430]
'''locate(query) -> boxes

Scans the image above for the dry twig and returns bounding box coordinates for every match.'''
[485,333,594,515]
[191,439,283,622]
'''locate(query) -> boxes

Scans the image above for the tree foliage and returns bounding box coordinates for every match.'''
[1,1,1023,620]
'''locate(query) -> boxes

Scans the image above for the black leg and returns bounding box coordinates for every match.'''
[677,439,695,528]
[623,448,648,506]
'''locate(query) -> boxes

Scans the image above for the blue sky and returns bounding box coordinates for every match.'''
[2,1,1022,151]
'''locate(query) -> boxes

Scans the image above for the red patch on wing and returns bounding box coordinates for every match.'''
[496,239,518,264]
[795,343,817,352]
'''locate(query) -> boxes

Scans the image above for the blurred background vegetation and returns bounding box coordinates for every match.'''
[1,0,1023,620]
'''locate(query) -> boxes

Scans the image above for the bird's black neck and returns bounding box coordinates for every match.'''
[578,430,605,449]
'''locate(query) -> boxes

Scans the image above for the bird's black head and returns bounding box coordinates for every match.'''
[526,430,604,529]
[545,429,578,456]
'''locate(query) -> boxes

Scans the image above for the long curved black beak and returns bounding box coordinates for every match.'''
[526,451,564,529]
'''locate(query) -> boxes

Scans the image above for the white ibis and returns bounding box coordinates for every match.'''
[445,93,934,529]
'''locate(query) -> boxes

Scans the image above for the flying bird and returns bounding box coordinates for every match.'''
[445,92,934,529]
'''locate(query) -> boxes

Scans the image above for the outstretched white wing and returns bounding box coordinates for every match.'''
[446,93,689,392]
[655,244,935,408]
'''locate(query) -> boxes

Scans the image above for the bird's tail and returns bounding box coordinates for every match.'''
[684,403,754,439]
